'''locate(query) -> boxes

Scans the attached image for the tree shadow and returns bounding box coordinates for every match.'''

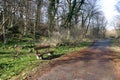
[42,53,64,60]
[50,48,118,68]
[0,52,13,54]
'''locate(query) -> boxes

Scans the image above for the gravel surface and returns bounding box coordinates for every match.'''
[27,39,120,80]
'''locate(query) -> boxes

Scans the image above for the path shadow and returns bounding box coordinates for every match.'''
[50,48,118,67]
[42,54,64,60]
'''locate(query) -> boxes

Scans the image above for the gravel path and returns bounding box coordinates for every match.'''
[29,39,120,80]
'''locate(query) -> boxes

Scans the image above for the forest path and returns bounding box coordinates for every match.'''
[31,39,120,80]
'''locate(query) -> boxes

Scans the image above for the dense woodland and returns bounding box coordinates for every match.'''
[0,0,108,46]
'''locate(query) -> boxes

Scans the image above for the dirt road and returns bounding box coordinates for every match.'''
[30,39,120,80]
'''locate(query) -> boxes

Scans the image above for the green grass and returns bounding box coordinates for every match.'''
[0,41,91,80]
[0,49,37,79]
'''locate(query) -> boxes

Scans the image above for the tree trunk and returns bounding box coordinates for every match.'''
[2,12,7,47]
[67,28,70,40]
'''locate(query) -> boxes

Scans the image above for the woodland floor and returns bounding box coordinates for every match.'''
[26,39,120,80]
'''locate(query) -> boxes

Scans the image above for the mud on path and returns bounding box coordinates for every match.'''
[27,40,120,80]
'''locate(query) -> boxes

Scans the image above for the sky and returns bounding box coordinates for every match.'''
[100,0,120,30]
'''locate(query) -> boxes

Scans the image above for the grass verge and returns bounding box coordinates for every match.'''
[0,41,91,80]
[109,39,120,58]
